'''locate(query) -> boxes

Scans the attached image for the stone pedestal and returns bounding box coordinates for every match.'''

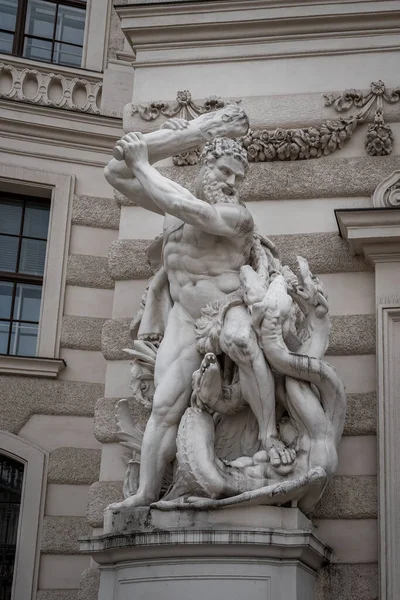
[80,506,331,600]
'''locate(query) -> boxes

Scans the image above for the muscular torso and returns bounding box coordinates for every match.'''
[163,214,253,320]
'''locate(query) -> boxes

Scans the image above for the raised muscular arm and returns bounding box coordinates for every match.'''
[120,132,253,238]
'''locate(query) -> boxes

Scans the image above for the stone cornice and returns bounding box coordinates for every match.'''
[116,0,400,51]
[0,100,122,165]
[336,208,400,261]
[0,355,66,378]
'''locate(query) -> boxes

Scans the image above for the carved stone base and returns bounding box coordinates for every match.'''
[80,506,331,600]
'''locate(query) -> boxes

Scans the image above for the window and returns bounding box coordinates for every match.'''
[0,192,50,357]
[0,0,87,68]
[0,455,24,600]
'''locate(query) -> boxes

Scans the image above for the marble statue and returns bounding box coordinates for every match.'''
[105,105,346,515]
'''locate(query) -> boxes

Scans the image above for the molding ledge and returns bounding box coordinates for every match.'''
[335,208,400,262]
[0,355,66,378]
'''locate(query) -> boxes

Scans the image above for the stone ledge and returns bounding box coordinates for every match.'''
[61,316,106,352]
[66,255,114,290]
[116,156,400,205]
[313,475,377,519]
[72,195,120,230]
[107,233,372,282]
[93,392,376,444]
[48,448,101,485]
[0,355,65,378]
[316,562,378,600]
[87,480,123,527]
[345,393,376,436]
[94,396,151,443]
[101,314,374,361]
[0,377,103,434]
[41,517,91,554]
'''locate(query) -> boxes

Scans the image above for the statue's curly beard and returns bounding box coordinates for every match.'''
[201,166,240,205]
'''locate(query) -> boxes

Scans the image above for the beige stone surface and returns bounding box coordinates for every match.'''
[119,206,164,239]
[36,591,79,600]
[101,318,132,360]
[87,480,123,527]
[314,519,378,563]
[41,517,91,554]
[19,415,101,451]
[116,156,400,204]
[104,360,131,397]
[99,443,126,481]
[108,239,152,280]
[72,195,120,230]
[45,485,90,517]
[70,225,117,258]
[59,350,107,384]
[313,476,377,519]
[328,315,375,356]
[107,6,126,61]
[64,286,114,319]
[0,376,102,434]
[48,448,101,485]
[337,436,377,476]
[344,393,376,436]
[319,273,375,316]
[61,316,105,352]
[94,396,150,444]
[112,279,148,318]
[38,555,90,590]
[316,563,378,600]
[327,355,375,394]
[66,255,114,289]
[78,568,100,600]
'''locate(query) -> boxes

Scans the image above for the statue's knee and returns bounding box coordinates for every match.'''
[222,327,255,361]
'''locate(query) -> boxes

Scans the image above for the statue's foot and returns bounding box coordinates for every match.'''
[264,437,296,471]
[107,493,153,511]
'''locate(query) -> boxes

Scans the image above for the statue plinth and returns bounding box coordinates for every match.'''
[80,506,331,600]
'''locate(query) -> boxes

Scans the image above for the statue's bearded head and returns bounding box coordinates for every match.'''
[196,137,248,205]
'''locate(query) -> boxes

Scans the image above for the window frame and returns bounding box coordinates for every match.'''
[1,0,87,68]
[0,164,74,365]
[0,0,111,72]
[0,431,47,600]
[0,191,51,357]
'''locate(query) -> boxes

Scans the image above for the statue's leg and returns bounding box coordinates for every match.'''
[108,303,202,509]
[220,305,295,468]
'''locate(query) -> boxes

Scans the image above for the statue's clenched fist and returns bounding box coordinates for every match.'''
[113,132,149,170]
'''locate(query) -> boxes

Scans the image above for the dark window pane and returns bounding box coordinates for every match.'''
[56,4,85,46]
[10,322,38,356]
[13,283,42,322]
[0,281,13,319]
[0,0,18,31]
[0,235,18,272]
[19,238,46,276]
[23,36,52,61]
[25,0,56,39]
[23,202,50,239]
[0,199,23,234]
[53,41,82,67]
[0,322,10,353]
[0,30,13,54]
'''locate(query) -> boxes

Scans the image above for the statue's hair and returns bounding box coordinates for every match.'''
[200,137,249,171]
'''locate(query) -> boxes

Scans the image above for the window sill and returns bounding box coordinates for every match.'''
[0,355,66,378]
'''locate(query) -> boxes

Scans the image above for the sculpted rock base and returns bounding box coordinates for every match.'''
[81,505,331,600]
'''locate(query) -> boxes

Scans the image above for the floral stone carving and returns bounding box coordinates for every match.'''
[325,79,400,157]
[105,106,346,515]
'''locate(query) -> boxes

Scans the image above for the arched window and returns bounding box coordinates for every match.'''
[0,432,47,600]
[0,455,24,600]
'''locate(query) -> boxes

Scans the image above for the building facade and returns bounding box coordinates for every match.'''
[1,1,400,599]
